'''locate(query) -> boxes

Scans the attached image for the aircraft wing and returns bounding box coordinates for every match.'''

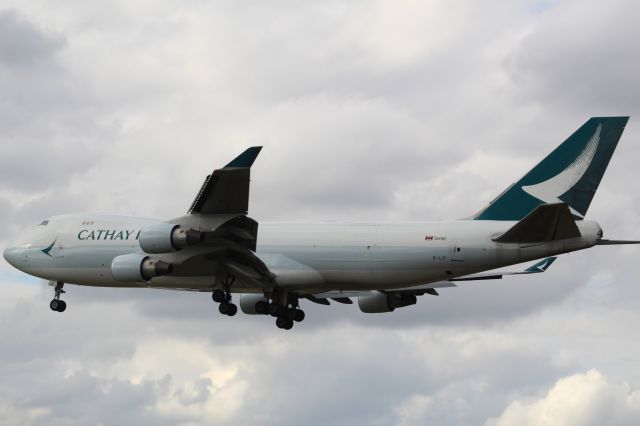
[150,215,275,289]
[137,148,275,290]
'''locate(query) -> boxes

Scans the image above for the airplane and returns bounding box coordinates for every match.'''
[4,116,639,329]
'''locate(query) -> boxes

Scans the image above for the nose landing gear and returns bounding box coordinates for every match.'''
[50,282,66,312]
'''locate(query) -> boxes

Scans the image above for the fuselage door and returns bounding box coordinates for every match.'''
[450,242,464,263]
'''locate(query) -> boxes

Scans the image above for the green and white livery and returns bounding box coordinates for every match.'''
[4,117,638,329]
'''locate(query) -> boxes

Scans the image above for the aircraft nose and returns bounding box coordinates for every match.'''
[3,246,27,270]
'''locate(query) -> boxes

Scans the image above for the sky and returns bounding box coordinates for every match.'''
[1,0,640,424]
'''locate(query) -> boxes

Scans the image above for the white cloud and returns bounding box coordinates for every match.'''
[1,0,640,425]
[487,370,640,426]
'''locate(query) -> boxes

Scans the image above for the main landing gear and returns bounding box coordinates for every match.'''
[211,275,237,317]
[210,276,305,329]
[50,281,66,312]
[212,289,238,316]
[267,291,305,330]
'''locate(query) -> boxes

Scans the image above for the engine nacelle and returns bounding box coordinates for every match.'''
[239,294,269,315]
[138,223,204,254]
[358,291,417,313]
[111,253,173,282]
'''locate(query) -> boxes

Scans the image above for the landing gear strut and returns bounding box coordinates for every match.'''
[50,281,66,312]
[211,275,237,317]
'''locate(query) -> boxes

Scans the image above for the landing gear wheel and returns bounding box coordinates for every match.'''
[285,308,297,321]
[268,303,282,317]
[212,290,226,303]
[276,317,294,330]
[226,303,238,316]
[218,303,227,315]
[293,309,305,322]
[219,303,237,316]
[50,299,66,312]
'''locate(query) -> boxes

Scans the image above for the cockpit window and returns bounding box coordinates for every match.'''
[39,220,49,226]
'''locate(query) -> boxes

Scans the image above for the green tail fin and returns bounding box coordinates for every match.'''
[474,117,629,221]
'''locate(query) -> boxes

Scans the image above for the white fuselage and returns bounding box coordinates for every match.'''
[3,214,602,294]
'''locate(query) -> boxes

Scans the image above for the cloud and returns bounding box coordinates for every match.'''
[1,1,640,425]
[508,0,640,113]
[487,370,640,426]
[0,9,64,66]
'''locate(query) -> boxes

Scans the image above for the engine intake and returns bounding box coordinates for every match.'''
[111,253,173,282]
[139,223,204,253]
[358,291,417,313]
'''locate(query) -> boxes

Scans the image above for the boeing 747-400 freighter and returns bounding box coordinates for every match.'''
[4,117,638,329]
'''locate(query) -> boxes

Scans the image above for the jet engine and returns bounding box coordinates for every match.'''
[239,294,269,315]
[111,253,173,282]
[138,223,204,253]
[358,291,417,313]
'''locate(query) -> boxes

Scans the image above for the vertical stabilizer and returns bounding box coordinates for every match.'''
[474,117,629,221]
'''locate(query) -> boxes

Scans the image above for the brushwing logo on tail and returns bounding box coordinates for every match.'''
[521,124,602,218]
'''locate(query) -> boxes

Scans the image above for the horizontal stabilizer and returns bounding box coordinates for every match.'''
[493,203,581,244]
[596,239,640,245]
[451,257,557,281]
[524,256,557,272]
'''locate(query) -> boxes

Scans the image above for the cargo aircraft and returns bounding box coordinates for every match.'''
[4,117,638,329]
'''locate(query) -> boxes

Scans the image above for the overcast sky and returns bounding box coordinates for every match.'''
[1,1,640,425]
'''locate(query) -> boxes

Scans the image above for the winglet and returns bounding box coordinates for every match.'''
[224,146,263,168]
[524,257,557,273]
